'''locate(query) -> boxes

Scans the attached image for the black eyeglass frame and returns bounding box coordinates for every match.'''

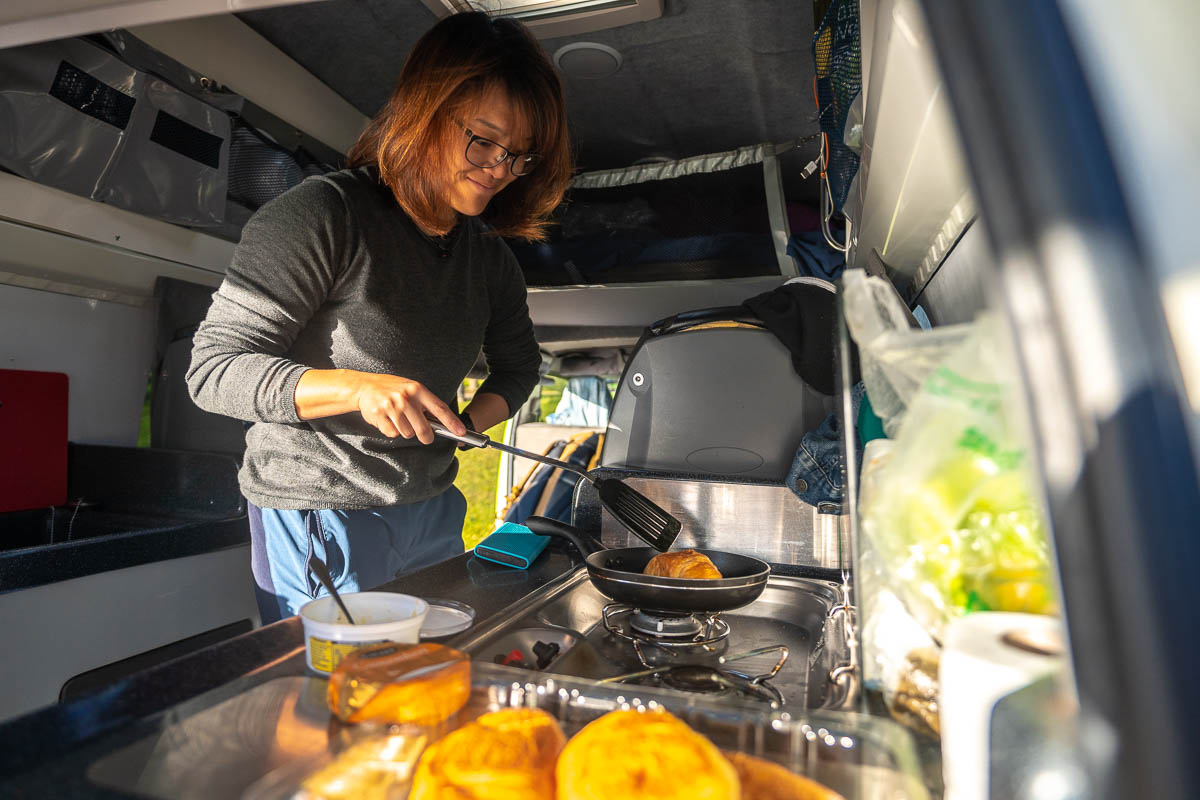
[455,122,542,177]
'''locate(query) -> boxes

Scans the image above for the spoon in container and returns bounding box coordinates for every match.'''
[308,554,356,624]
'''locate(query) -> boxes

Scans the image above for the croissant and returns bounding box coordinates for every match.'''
[326,642,470,728]
[724,752,846,800]
[556,708,739,800]
[409,708,565,800]
[644,548,724,579]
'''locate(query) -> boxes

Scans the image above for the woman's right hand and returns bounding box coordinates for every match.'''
[294,369,465,444]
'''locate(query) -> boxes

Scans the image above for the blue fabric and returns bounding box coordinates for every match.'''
[546,376,613,426]
[503,434,601,525]
[786,383,866,507]
[248,487,466,624]
[786,230,845,281]
[634,233,776,266]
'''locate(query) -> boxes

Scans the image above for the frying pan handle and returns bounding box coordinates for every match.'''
[525,516,605,556]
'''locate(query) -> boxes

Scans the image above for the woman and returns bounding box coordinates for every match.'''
[187,12,571,623]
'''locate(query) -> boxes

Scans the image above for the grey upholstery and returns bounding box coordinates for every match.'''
[600,325,830,480]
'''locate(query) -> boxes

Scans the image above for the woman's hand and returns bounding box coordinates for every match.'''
[294,369,465,444]
[353,373,465,443]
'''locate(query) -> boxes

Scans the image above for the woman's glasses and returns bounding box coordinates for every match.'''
[458,123,542,177]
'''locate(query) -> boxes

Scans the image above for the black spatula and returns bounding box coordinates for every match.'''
[431,422,680,551]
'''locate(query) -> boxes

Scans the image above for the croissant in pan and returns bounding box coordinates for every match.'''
[644,548,724,579]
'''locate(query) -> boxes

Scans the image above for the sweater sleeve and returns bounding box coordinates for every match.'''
[186,178,349,423]
[475,243,542,417]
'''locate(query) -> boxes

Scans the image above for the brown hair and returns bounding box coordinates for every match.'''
[347,12,572,241]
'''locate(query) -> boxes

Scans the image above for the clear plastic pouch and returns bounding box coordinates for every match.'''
[858,313,1057,641]
[842,269,970,436]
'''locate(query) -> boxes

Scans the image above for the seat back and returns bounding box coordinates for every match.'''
[600,307,833,481]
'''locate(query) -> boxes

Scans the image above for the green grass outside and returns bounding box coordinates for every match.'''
[455,422,505,550]
[538,378,565,420]
[456,378,564,549]
[138,378,152,447]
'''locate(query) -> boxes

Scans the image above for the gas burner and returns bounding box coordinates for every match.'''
[599,645,791,707]
[629,610,703,638]
[602,604,730,648]
[661,665,730,694]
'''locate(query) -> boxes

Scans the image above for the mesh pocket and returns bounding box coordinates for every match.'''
[813,0,862,211]
[227,123,328,208]
[48,60,135,130]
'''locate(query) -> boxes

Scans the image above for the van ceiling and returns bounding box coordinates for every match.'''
[238,0,822,205]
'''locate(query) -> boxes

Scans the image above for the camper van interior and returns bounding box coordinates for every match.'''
[0,1,1197,799]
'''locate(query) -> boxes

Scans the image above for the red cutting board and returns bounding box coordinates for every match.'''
[0,369,69,513]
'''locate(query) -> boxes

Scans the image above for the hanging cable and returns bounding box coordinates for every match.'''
[810,76,851,254]
[819,132,850,253]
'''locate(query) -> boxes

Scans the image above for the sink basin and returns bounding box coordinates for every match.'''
[0,444,246,554]
[0,506,209,552]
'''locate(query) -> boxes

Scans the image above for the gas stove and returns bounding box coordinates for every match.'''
[456,566,857,711]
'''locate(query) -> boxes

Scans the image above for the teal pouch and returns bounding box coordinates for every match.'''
[473,522,550,570]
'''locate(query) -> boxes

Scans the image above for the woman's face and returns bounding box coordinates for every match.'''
[443,87,532,218]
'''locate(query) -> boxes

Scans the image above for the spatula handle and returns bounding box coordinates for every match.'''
[431,422,592,482]
[430,420,490,449]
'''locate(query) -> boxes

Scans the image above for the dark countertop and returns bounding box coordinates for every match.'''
[0,445,249,594]
[0,516,251,593]
[0,543,585,798]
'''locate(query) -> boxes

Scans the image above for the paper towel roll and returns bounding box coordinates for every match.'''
[939,612,1064,800]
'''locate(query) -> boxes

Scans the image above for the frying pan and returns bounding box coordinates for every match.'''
[524,516,770,614]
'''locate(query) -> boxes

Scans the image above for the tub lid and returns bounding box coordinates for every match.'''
[420,598,475,638]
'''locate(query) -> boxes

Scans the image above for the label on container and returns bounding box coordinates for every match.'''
[308,635,387,673]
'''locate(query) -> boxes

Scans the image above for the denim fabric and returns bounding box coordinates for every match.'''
[786,383,866,507]
[248,487,467,624]
[786,229,846,282]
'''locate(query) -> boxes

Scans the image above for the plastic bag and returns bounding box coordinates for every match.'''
[842,269,969,436]
[857,438,940,739]
[859,313,1057,641]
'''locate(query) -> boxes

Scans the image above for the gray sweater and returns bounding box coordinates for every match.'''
[187,166,541,510]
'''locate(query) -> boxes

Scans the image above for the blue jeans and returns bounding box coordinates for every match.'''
[786,383,866,508]
[248,487,467,624]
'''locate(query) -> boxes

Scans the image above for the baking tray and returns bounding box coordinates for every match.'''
[87,664,929,799]
[249,663,929,800]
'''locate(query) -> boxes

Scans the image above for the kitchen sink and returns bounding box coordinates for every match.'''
[0,506,217,552]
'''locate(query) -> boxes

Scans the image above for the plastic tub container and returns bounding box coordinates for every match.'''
[299,592,429,674]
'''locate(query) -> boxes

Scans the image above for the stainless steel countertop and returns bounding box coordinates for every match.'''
[0,545,585,797]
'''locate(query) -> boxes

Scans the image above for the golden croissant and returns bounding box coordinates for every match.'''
[409,708,565,800]
[556,709,740,800]
[725,751,846,800]
[644,548,724,579]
